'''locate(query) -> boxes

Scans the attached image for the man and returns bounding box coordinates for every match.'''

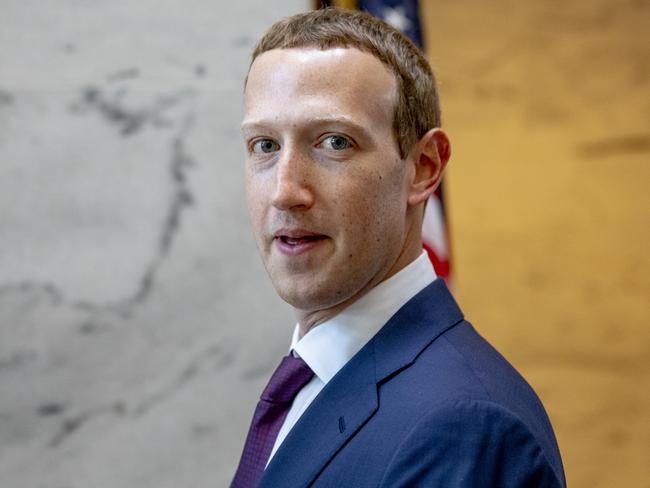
[233,8,565,487]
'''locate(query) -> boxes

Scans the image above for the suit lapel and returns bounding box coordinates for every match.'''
[259,342,378,488]
[258,278,464,488]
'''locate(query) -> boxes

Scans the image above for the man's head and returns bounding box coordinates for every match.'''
[248,8,440,159]
[242,8,450,332]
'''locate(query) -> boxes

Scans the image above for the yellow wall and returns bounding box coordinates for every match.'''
[422,1,650,486]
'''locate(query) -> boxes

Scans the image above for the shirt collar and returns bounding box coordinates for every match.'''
[290,251,436,384]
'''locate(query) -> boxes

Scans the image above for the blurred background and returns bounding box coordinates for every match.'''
[0,1,648,487]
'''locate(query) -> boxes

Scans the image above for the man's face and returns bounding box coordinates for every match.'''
[242,47,413,313]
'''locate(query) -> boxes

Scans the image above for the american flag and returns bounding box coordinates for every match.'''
[317,0,452,283]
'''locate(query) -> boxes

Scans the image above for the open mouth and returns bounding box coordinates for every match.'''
[273,229,329,255]
[278,235,327,246]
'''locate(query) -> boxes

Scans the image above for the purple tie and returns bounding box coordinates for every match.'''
[231,355,314,488]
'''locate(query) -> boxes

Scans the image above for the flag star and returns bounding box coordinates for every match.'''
[382,6,411,32]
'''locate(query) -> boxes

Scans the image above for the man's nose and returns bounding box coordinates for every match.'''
[271,148,315,211]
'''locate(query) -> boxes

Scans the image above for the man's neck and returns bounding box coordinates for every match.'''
[295,237,424,339]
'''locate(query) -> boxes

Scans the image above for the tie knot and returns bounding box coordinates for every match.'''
[261,355,314,404]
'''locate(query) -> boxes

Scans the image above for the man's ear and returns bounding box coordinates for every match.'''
[408,128,451,207]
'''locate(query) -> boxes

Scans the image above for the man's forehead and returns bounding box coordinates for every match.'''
[244,47,397,127]
[246,47,395,96]
[254,46,354,66]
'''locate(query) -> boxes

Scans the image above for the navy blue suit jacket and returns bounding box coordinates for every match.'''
[258,279,566,487]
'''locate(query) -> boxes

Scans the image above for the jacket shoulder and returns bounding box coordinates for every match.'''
[376,319,566,485]
[378,398,566,487]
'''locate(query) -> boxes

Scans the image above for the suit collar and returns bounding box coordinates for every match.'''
[373,278,464,382]
[259,278,463,488]
[290,251,436,384]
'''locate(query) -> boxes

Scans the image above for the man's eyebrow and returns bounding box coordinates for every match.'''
[240,117,373,137]
[240,121,267,134]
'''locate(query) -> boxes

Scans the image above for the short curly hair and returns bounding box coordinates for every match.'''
[248,7,441,158]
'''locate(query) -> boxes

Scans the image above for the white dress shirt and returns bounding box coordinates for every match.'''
[267,251,436,464]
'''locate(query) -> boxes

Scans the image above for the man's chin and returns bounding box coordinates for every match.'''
[271,279,350,313]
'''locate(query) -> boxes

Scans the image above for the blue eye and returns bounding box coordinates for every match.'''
[323,135,351,150]
[252,139,279,154]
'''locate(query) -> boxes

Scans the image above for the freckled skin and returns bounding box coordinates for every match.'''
[242,48,449,336]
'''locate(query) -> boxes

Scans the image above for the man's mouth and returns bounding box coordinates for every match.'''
[273,229,328,254]
[278,235,327,246]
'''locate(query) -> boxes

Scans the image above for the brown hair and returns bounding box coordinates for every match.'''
[249,7,441,158]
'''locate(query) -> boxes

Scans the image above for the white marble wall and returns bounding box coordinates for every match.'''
[0,1,308,486]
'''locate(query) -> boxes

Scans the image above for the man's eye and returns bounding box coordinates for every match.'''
[252,139,279,154]
[322,135,352,151]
